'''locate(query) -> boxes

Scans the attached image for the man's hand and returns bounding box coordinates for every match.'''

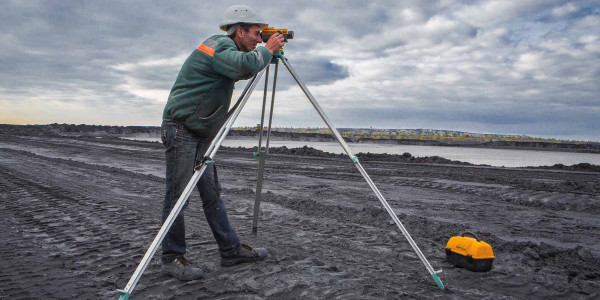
[265,32,285,54]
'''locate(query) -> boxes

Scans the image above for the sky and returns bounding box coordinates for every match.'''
[1,1,599,141]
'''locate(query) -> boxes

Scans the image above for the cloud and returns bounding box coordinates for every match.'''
[1,0,599,141]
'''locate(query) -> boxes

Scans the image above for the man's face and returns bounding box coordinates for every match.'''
[236,25,262,52]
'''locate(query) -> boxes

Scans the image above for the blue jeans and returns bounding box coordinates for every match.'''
[161,121,240,263]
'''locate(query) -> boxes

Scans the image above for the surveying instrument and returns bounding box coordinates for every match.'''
[117,33,444,300]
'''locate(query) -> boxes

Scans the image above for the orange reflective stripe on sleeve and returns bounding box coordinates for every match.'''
[197,44,215,57]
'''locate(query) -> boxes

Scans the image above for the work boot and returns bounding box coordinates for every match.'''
[221,244,268,267]
[161,256,204,281]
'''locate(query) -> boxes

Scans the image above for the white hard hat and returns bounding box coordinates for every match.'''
[219,5,268,32]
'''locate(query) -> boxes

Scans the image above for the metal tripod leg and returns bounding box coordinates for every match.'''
[280,58,445,290]
[117,70,266,300]
[252,62,278,235]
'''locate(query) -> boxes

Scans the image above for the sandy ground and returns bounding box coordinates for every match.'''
[1,134,599,299]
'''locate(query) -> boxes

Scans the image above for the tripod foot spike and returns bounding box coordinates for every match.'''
[432,271,444,290]
[117,289,130,300]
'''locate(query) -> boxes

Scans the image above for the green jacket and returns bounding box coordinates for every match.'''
[163,35,272,138]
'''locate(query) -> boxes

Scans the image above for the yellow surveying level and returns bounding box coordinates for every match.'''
[261,27,294,43]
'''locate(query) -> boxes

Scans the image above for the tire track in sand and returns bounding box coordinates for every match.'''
[0,165,162,299]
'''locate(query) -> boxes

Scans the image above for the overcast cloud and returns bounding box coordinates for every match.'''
[1,0,599,141]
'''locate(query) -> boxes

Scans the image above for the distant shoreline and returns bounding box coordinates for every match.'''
[2,123,600,154]
[2,128,599,171]
[226,131,600,154]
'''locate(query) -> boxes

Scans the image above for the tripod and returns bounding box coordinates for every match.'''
[118,52,444,300]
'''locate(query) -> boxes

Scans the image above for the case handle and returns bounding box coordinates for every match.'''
[461,232,479,241]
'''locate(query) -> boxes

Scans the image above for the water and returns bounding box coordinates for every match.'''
[121,137,600,168]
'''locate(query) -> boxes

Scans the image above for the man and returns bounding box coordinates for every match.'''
[160,5,285,281]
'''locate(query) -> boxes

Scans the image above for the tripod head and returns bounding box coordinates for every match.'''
[261,27,294,43]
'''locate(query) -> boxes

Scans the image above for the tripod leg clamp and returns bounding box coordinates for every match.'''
[253,152,269,158]
[351,156,359,163]
[194,156,214,171]
[198,156,220,199]
[117,289,130,300]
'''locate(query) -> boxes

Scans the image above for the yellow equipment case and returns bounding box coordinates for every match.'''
[445,232,494,272]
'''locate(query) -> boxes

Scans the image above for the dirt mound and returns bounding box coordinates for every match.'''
[534,162,600,172]
[225,145,476,165]
[356,151,475,165]
[225,145,600,172]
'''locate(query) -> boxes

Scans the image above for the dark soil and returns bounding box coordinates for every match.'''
[1,134,599,299]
